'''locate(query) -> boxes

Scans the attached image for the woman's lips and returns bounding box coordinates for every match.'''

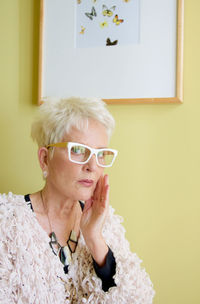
[78,179,94,187]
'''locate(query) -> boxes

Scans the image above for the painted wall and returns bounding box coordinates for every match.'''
[0,1,199,303]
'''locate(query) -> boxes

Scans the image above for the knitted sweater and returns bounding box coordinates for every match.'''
[0,193,155,304]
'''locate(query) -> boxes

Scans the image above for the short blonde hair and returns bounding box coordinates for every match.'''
[31,97,115,147]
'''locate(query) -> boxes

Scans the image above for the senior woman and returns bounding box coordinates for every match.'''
[0,97,155,303]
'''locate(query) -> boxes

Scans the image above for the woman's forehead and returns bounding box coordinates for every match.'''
[62,120,108,147]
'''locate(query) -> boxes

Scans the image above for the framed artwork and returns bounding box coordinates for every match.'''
[38,0,184,104]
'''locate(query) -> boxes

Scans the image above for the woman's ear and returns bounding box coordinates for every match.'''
[38,147,49,174]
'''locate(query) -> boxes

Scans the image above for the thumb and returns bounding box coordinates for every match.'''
[83,198,93,213]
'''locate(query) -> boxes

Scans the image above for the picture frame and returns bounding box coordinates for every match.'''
[38,0,184,104]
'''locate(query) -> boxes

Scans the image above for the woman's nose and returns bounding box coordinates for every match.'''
[84,154,98,171]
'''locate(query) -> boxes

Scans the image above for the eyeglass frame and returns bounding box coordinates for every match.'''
[46,142,118,168]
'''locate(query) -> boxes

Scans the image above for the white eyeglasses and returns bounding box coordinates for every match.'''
[46,142,118,168]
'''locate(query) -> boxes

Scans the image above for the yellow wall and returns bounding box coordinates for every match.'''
[0,1,200,303]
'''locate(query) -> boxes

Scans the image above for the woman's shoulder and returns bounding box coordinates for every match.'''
[0,192,30,220]
[107,205,125,227]
[0,192,37,244]
[0,192,25,207]
[103,205,126,240]
[104,207,145,270]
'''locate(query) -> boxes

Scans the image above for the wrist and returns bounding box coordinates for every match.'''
[85,235,109,267]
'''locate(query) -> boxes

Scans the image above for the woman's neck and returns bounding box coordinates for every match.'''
[29,186,82,247]
[31,187,78,219]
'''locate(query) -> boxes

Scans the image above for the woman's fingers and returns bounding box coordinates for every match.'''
[101,175,109,208]
[94,175,102,200]
[83,198,93,213]
[81,175,110,242]
[88,174,109,211]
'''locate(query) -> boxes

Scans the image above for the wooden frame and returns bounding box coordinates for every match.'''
[38,0,184,105]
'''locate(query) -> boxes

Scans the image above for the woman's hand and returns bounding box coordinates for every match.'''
[80,174,109,266]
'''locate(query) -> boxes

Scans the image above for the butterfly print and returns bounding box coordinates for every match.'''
[102,4,116,17]
[85,6,97,20]
[106,38,118,46]
[79,26,86,34]
[100,21,108,28]
[113,14,124,25]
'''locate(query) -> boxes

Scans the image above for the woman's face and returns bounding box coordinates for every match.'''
[46,119,108,201]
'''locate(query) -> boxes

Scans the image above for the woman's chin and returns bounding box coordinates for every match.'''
[78,190,94,202]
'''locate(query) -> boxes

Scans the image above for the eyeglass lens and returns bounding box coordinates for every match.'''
[70,145,115,166]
